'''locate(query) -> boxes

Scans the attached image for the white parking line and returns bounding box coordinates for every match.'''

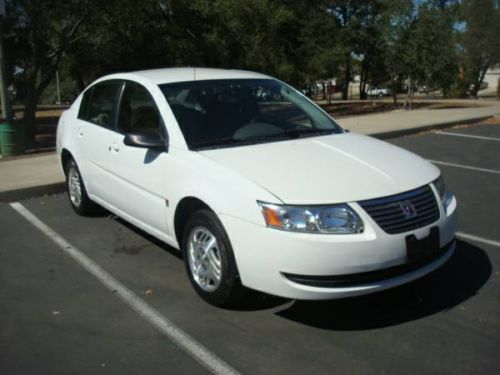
[9,202,240,375]
[457,232,500,248]
[429,160,500,175]
[435,131,500,142]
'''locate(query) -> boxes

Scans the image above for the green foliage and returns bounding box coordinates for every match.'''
[39,71,78,105]
[4,0,500,119]
[412,1,459,95]
[5,0,90,145]
[460,0,500,96]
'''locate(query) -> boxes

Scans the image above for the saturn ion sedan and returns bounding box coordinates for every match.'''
[56,68,457,306]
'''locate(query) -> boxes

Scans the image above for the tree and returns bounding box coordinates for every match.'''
[461,0,500,97]
[352,1,387,99]
[376,0,414,105]
[412,1,459,96]
[326,0,366,100]
[6,0,88,146]
[64,0,175,89]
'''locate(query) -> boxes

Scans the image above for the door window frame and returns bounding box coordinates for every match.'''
[114,80,169,150]
[77,79,124,129]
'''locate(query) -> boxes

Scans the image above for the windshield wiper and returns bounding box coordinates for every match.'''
[277,127,336,139]
[191,128,335,150]
[191,136,271,150]
[286,128,335,135]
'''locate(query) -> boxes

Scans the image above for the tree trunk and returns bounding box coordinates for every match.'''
[341,57,351,100]
[470,66,488,98]
[359,61,368,100]
[73,70,86,92]
[359,71,367,100]
[403,75,413,111]
[391,78,398,107]
[22,88,39,149]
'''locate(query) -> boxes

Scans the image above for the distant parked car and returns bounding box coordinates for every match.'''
[57,68,457,307]
[418,85,429,94]
[367,87,391,97]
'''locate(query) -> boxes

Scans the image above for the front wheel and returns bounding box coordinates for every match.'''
[182,209,243,307]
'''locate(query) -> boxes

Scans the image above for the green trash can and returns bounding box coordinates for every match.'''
[0,122,25,156]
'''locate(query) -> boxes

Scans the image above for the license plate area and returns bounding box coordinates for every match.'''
[406,227,440,263]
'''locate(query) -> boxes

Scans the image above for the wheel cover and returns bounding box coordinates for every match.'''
[187,226,222,292]
[68,166,82,207]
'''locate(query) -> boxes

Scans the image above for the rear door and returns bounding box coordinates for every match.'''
[106,81,171,238]
[75,80,123,202]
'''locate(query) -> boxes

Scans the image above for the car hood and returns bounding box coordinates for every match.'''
[199,133,440,204]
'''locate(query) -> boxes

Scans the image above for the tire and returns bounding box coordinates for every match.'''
[65,158,101,216]
[182,209,243,307]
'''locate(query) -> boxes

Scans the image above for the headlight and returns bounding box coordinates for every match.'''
[258,202,364,234]
[433,175,453,209]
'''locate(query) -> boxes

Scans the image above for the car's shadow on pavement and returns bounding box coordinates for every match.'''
[275,239,492,330]
[112,216,183,260]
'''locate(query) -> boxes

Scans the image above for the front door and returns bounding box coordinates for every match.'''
[106,81,171,240]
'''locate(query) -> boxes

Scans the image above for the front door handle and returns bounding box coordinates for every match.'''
[109,143,120,152]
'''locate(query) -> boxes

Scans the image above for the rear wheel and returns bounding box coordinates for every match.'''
[65,159,101,216]
[182,209,243,307]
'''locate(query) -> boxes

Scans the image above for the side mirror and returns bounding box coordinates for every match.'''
[123,132,166,151]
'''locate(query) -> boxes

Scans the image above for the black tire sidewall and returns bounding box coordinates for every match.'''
[181,209,242,307]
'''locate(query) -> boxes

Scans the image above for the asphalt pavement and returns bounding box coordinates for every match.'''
[1,123,499,375]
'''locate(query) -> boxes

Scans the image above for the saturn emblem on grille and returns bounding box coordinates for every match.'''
[400,200,417,219]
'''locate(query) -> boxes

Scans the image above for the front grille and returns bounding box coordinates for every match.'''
[358,185,440,234]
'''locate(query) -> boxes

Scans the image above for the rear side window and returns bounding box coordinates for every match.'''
[78,81,122,128]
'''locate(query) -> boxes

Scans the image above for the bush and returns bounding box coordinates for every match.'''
[449,79,469,98]
[497,77,500,100]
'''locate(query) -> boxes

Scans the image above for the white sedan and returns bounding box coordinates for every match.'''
[56,68,457,307]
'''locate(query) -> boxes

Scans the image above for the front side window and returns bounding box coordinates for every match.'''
[159,79,343,150]
[79,81,122,128]
[117,82,162,135]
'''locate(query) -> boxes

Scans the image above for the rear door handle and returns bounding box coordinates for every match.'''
[77,128,83,137]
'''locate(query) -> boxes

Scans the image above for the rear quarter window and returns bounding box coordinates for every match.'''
[78,87,93,121]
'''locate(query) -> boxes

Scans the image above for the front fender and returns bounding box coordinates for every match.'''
[165,147,281,240]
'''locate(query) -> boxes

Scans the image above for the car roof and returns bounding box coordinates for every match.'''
[98,67,272,86]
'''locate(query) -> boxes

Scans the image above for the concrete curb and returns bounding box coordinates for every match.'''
[0,182,65,203]
[0,114,495,203]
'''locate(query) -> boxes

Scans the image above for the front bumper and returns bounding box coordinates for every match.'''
[219,195,458,300]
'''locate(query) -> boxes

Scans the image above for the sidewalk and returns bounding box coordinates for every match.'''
[1,100,499,202]
[0,153,64,202]
[338,100,500,137]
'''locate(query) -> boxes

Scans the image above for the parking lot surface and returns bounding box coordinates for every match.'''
[1,124,499,374]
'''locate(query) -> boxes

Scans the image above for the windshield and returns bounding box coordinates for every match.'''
[159,79,344,150]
